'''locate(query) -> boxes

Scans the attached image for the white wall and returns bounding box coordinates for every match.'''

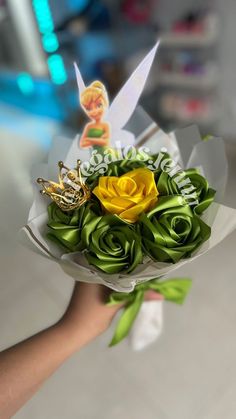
[216,0,236,138]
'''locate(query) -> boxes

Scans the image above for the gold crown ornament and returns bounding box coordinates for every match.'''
[37,160,91,211]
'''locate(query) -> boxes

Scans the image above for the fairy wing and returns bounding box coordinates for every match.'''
[106,40,160,132]
[74,62,86,97]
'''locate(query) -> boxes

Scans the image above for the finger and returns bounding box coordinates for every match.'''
[144,290,164,302]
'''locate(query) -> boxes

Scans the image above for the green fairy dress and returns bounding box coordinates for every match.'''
[87,127,106,155]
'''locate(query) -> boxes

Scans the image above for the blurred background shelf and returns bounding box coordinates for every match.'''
[0,0,236,139]
[160,14,219,47]
[158,68,219,89]
[160,112,221,127]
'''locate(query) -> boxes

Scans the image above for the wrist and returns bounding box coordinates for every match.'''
[53,319,87,354]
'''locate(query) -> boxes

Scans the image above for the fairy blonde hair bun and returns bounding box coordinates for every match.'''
[80,80,109,107]
[90,81,105,91]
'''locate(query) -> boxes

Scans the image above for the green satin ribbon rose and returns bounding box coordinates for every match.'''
[47,201,143,274]
[47,201,101,252]
[106,156,150,176]
[84,214,143,274]
[184,168,216,214]
[139,195,211,263]
[156,168,215,215]
[86,156,149,189]
[155,170,179,195]
[86,152,164,189]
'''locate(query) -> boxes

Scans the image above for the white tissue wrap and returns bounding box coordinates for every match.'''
[129,301,163,351]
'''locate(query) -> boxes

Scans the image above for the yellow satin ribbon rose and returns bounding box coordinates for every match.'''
[92,168,159,223]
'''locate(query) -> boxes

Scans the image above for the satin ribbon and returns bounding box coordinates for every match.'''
[86,154,151,188]
[47,202,101,252]
[47,195,211,269]
[92,168,159,223]
[87,156,215,216]
[107,277,192,346]
[184,168,216,215]
[45,158,214,348]
[46,162,213,271]
[47,203,143,274]
[85,214,143,274]
[156,168,215,215]
[140,195,211,263]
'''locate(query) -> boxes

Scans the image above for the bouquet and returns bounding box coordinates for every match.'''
[20,42,236,349]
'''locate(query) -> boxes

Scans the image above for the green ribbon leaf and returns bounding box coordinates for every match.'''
[107,292,135,307]
[109,290,144,347]
[148,278,192,304]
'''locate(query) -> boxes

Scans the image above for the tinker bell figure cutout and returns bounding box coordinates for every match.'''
[79,80,110,151]
[74,40,160,154]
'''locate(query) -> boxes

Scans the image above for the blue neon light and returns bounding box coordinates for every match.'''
[42,32,59,53]
[17,73,34,95]
[47,54,67,85]
[32,0,68,85]
[32,0,54,33]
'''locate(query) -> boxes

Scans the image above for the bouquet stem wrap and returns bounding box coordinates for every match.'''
[107,278,192,346]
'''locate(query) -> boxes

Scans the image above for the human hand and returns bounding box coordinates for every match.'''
[58,282,164,350]
[0,282,163,418]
